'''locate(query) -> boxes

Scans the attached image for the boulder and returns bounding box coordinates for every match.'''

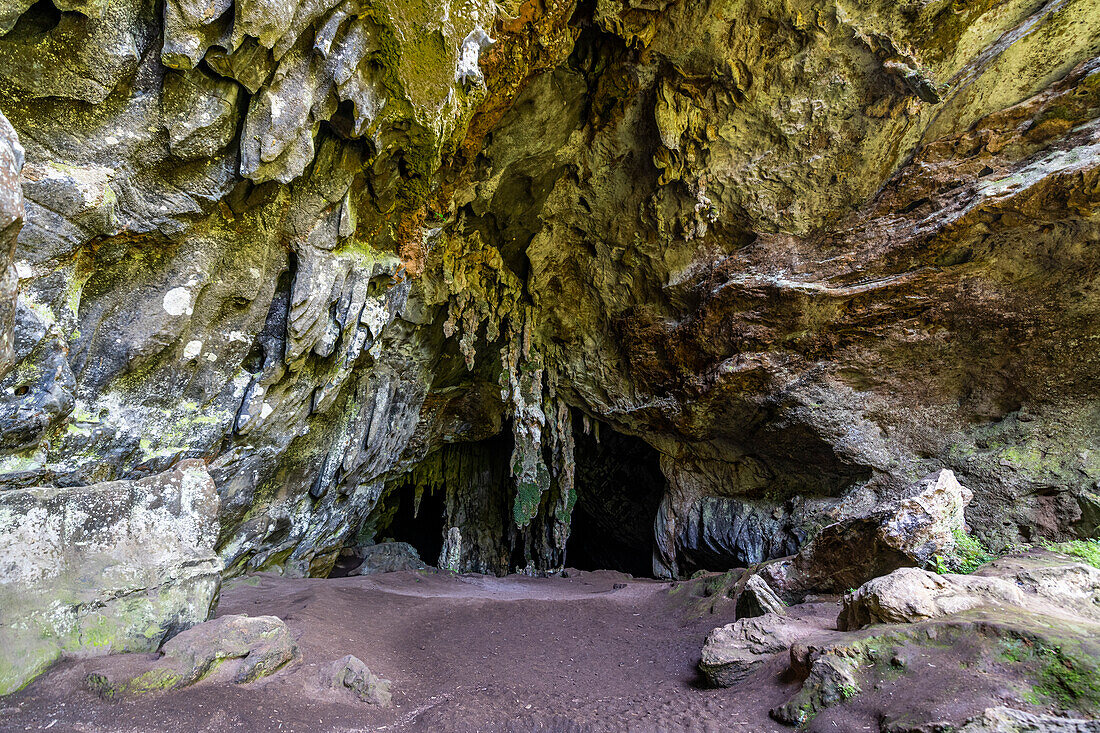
[85,614,299,698]
[159,614,298,686]
[760,470,973,600]
[698,613,819,688]
[839,551,1100,631]
[956,707,1100,732]
[0,460,222,694]
[771,643,862,728]
[838,568,1021,630]
[349,541,428,576]
[322,654,392,706]
[735,574,787,620]
[982,552,1100,623]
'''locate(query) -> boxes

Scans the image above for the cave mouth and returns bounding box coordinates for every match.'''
[375,482,447,567]
[330,481,448,577]
[565,420,667,578]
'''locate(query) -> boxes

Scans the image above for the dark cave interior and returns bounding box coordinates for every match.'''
[565,421,667,577]
[336,416,669,578]
[377,483,447,567]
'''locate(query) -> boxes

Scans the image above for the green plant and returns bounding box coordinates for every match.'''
[997,637,1100,714]
[933,529,995,574]
[1042,539,1100,569]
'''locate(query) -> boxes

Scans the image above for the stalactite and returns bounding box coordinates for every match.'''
[500,316,549,530]
[546,393,576,556]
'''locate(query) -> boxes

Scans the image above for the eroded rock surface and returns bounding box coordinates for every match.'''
[321,654,392,706]
[734,574,787,620]
[956,707,1100,733]
[0,460,221,694]
[84,614,299,698]
[839,552,1100,630]
[698,611,826,688]
[759,469,973,600]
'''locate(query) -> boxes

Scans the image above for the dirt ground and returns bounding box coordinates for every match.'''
[2,569,837,732]
[3,567,1045,732]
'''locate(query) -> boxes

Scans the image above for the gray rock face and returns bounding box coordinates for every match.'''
[0,460,221,694]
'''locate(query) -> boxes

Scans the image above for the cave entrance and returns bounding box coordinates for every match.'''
[565,421,666,577]
[378,482,447,567]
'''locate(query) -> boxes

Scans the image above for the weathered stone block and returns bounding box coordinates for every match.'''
[0,460,222,694]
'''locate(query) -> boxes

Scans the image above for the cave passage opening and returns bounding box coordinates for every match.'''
[377,482,447,567]
[565,420,667,578]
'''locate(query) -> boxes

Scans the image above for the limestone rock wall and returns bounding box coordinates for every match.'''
[0,0,1097,583]
[0,460,221,693]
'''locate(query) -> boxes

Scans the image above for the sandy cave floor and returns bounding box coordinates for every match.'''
[1,570,901,732]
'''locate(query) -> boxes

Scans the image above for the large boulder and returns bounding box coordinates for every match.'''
[839,551,1100,630]
[85,614,299,698]
[698,612,824,688]
[158,614,298,686]
[349,541,428,576]
[760,470,972,600]
[838,567,1025,630]
[0,460,222,694]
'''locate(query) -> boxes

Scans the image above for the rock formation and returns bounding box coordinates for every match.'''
[0,0,1098,707]
[83,614,299,698]
[0,459,221,693]
[700,549,1100,727]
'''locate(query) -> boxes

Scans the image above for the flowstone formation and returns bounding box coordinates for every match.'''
[0,0,1099,695]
